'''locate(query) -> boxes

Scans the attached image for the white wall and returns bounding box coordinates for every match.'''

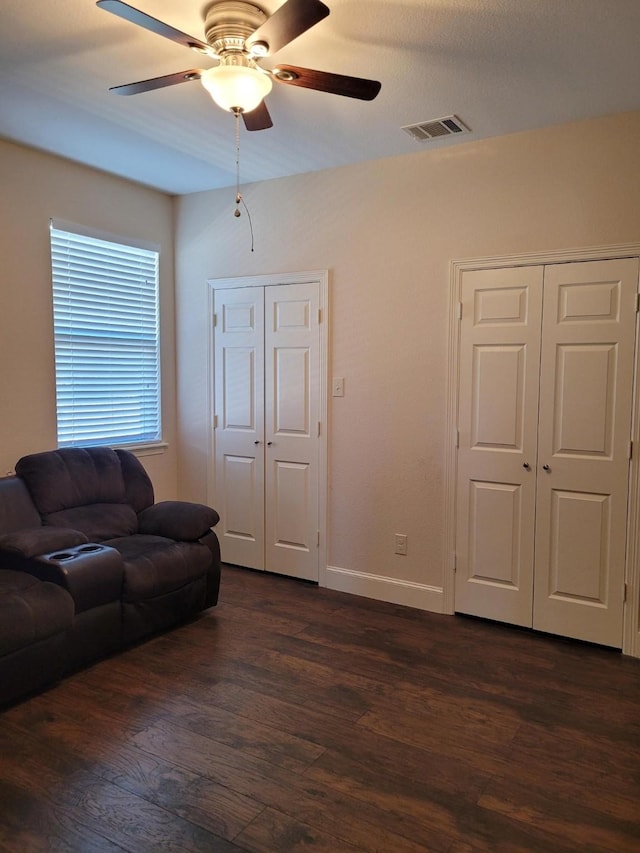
[174,110,640,610]
[0,140,178,498]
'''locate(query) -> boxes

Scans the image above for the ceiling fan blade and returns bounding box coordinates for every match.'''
[246,0,329,56]
[242,101,273,131]
[272,65,381,100]
[109,69,203,96]
[96,0,214,55]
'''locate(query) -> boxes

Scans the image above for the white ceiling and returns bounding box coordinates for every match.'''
[2,0,640,195]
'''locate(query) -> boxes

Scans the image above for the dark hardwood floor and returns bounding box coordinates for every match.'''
[1,565,640,852]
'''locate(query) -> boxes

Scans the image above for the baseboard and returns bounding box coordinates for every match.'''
[325,566,445,614]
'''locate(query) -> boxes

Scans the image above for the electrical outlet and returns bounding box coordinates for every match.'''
[394,534,407,556]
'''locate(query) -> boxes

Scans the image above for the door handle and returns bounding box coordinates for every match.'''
[267,441,273,446]
[543,464,551,471]
[523,462,530,470]
[254,440,260,445]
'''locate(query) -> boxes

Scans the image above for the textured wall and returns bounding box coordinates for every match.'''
[0,140,178,499]
[174,111,640,602]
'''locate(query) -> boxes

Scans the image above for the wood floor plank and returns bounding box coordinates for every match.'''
[478,776,640,853]
[3,709,264,842]
[0,723,247,852]
[488,719,640,824]
[303,747,582,853]
[2,563,640,852]
[129,717,467,852]
[234,807,365,853]
[156,700,326,773]
[0,779,127,853]
[188,680,492,801]
[357,704,518,775]
[55,776,246,853]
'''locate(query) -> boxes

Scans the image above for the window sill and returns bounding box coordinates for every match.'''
[116,442,168,457]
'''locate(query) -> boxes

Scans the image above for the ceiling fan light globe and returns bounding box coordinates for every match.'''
[201,65,272,113]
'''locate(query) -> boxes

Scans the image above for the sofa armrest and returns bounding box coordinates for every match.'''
[0,527,88,558]
[137,501,220,541]
[199,529,222,608]
[32,544,124,613]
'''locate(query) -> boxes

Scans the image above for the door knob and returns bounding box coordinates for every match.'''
[523,462,530,470]
[267,441,273,446]
[543,464,551,471]
[254,440,260,445]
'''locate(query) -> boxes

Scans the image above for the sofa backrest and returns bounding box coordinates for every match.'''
[0,477,42,535]
[15,447,155,542]
[114,449,155,513]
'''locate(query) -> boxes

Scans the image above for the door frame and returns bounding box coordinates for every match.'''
[207,270,329,586]
[444,243,640,657]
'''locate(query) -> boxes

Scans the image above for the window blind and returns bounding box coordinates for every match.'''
[50,225,161,448]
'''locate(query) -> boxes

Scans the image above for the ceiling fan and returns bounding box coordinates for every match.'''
[97,0,382,131]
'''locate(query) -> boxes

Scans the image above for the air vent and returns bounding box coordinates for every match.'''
[402,115,470,142]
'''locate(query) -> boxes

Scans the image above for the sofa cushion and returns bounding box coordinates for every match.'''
[0,477,41,534]
[44,504,138,542]
[115,449,155,513]
[104,535,211,602]
[16,447,128,515]
[0,570,74,656]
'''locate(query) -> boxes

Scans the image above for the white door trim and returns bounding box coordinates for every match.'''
[207,270,329,586]
[445,243,640,657]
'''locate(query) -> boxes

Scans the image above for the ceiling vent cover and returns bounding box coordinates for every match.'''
[402,115,470,142]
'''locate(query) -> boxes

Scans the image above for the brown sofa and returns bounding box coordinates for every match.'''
[0,446,221,705]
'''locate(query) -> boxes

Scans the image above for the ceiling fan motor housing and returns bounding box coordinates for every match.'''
[203,0,267,56]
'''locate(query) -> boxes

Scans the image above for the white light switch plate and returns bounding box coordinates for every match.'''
[332,377,345,397]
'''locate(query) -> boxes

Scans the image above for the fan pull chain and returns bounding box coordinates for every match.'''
[233,109,255,252]
[234,109,241,219]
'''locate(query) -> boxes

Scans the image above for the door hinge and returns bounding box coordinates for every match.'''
[629,440,633,460]
[636,293,640,313]
[455,428,460,449]
[213,414,218,429]
[213,313,217,327]
[457,302,463,320]
[453,554,457,573]
[317,530,320,547]
[317,421,321,437]
[318,308,322,324]
[623,582,628,603]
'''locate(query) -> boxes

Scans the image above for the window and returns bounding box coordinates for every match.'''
[50,222,161,448]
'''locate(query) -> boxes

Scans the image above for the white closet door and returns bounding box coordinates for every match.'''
[214,282,321,581]
[533,258,639,647]
[214,287,265,570]
[264,283,320,581]
[455,266,544,626]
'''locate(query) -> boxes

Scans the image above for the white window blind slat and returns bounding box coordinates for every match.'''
[51,225,161,449]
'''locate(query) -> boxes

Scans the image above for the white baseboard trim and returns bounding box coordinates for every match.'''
[325,566,445,614]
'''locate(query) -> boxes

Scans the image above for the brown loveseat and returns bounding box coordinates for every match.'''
[0,446,221,705]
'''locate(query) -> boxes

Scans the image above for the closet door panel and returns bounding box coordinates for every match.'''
[455,266,544,626]
[264,283,320,581]
[533,258,639,647]
[214,288,266,570]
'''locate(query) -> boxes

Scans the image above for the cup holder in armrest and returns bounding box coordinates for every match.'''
[36,542,123,611]
[48,545,102,560]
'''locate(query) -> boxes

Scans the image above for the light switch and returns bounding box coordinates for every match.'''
[332,377,345,397]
